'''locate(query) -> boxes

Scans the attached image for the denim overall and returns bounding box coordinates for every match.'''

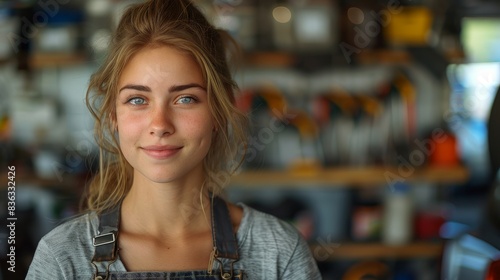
[91,196,244,280]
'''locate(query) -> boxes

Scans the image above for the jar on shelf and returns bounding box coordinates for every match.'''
[382,182,414,245]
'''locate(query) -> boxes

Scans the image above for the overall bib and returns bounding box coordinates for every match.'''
[91,196,244,280]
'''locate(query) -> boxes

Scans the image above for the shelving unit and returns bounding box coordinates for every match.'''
[229,165,468,261]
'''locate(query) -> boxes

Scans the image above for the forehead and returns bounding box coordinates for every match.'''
[118,45,204,86]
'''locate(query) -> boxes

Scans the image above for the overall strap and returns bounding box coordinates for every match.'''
[92,203,121,262]
[91,196,240,274]
[212,196,239,260]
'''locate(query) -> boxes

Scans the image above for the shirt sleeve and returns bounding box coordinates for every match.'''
[281,233,322,280]
[26,238,66,280]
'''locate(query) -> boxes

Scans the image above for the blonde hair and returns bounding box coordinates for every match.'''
[85,0,248,213]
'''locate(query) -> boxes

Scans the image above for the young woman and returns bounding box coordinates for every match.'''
[26,0,321,279]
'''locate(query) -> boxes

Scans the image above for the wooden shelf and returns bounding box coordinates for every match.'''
[31,53,88,68]
[4,165,468,191]
[355,49,412,64]
[1,172,84,193]
[244,51,296,67]
[230,165,469,188]
[310,241,443,260]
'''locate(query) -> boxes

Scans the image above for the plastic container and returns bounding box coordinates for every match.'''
[382,182,413,245]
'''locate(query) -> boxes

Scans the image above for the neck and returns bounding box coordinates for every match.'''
[121,171,212,239]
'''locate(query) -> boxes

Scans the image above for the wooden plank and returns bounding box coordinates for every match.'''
[230,165,469,188]
[310,242,443,260]
[31,53,87,68]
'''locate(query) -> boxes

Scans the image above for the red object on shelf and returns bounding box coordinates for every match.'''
[486,259,500,280]
[415,211,445,240]
[429,132,460,166]
[235,90,254,113]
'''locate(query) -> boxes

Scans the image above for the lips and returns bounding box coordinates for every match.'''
[141,145,182,159]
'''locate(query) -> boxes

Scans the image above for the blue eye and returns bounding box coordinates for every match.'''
[177,96,196,104]
[128,97,146,105]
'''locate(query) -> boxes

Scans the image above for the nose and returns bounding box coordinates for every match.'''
[149,106,174,136]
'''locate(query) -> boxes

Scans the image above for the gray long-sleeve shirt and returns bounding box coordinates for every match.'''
[26,204,322,279]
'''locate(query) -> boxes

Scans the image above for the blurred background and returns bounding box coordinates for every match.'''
[1,0,500,279]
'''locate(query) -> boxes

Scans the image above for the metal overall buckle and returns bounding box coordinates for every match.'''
[92,232,118,280]
[91,258,116,280]
[214,256,243,280]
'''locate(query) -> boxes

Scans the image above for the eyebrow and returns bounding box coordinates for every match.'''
[119,84,151,93]
[118,83,206,94]
[169,83,206,93]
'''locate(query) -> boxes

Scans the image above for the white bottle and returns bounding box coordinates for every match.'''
[382,182,413,245]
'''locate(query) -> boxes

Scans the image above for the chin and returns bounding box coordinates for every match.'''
[133,169,176,184]
[148,174,179,184]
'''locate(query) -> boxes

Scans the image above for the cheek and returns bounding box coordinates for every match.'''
[116,111,143,141]
[182,112,214,141]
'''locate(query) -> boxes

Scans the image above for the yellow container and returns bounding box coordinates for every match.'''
[384,6,433,45]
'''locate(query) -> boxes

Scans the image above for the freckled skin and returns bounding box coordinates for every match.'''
[116,46,214,185]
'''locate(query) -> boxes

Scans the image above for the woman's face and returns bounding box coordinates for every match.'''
[116,46,214,184]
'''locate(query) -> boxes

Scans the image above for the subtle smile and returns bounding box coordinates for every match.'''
[141,145,183,159]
